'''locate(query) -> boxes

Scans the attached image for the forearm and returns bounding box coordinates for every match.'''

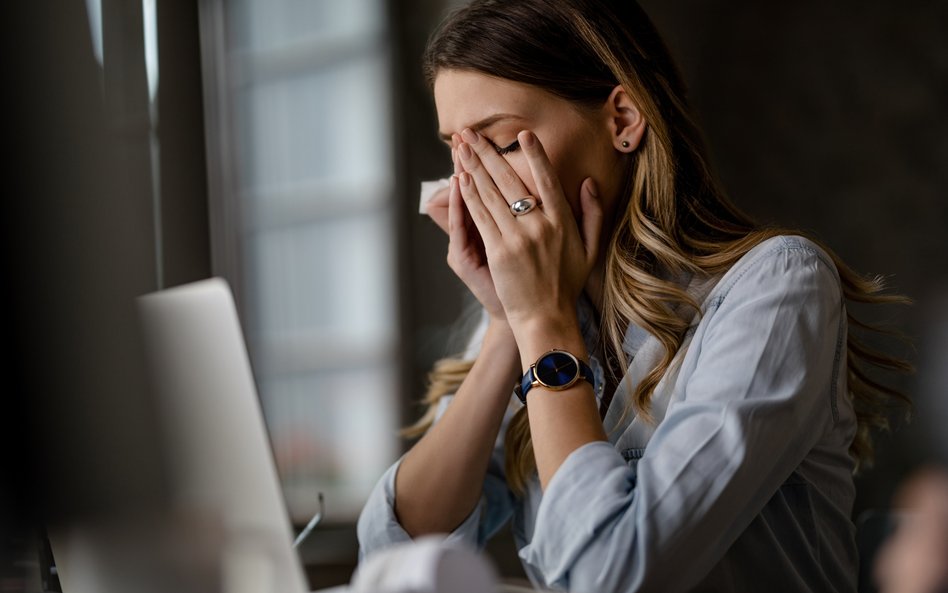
[514,316,607,490]
[394,320,521,536]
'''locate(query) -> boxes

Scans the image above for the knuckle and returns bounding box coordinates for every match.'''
[465,158,484,173]
[506,234,528,253]
[485,242,504,261]
[528,227,550,246]
[484,187,505,204]
[446,253,460,273]
[498,168,520,190]
[491,249,512,268]
[523,224,543,241]
[538,174,557,194]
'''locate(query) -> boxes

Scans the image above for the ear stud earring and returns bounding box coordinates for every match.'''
[621,140,630,149]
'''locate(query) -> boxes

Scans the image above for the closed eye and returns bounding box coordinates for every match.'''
[494,140,521,156]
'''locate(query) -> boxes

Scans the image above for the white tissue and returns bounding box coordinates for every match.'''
[350,535,497,593]
[419,178,450,214]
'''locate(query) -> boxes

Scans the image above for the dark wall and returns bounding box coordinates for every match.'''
[639,0,948,514]
[2,0,211,580]
[2,4,165,582]
[3,0,162,514]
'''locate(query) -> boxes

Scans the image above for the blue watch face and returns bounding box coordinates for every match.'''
[535,351,579,388]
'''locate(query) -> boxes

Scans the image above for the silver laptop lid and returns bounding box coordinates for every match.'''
[138,277,309,593]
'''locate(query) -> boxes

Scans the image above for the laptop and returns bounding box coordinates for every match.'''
[136,277,312,593]
[51,277,516,593]
[135,279,528,593]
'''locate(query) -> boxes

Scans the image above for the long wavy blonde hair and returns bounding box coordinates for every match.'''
[405,0,911,494]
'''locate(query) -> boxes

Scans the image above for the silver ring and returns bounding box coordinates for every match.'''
[510,196,540,217]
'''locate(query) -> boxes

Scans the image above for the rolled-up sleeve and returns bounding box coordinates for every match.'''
[356,454,479,559]
[357,420,516,561]
[519,240,845,592]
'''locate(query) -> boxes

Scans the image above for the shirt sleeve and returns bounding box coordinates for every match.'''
[356,434,517,561]
[519,240,846,592]
[356,309,518,561]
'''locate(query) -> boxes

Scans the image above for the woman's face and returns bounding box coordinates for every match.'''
[433,69,626,221]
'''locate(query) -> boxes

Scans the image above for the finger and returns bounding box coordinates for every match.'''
[454,134,492,255]
[463,193,485,259]
[457,140,519,231]
[579,177,604,267]
[458,171,503,244]
[460,128,531,207]
[448,176,485,274]
[447,175,469,251]
[448,175,469,269]
[518,130,570,221]
[452,134,463,175]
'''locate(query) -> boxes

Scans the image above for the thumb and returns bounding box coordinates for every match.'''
[579,177,603,267]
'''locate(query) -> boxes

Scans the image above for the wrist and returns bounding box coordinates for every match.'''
[511,315,587,371]
[483,318,521,386]
[485,317,516,343]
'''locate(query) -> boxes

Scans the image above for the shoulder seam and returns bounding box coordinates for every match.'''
[704,235,838,313]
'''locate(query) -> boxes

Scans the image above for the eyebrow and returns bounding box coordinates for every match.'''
[438,113,526,143]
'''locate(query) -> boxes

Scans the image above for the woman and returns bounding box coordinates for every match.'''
[358,1,910,591]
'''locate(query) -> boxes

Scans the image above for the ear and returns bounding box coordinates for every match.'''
[604,85,646,153]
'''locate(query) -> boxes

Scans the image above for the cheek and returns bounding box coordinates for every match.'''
[546,153,585,216]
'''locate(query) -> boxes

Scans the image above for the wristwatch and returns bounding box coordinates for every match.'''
[515,349,595,404]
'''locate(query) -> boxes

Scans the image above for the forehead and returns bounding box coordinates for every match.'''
[433,70,551,138]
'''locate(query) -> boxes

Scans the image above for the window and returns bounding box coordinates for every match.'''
[199,0,399,521]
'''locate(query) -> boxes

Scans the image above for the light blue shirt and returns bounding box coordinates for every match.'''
[358,235,859,592]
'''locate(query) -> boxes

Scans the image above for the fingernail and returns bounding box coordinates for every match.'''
[459,172,471,187]
[458,142,473,160]
[519,130,535,148]
[461,128,479,144]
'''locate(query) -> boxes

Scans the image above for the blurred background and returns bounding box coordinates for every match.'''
[3,0,945,591]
